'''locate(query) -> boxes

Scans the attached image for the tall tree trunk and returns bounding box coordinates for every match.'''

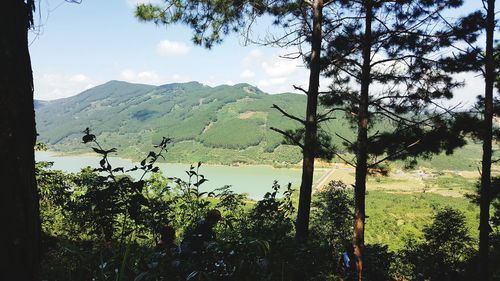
[295,0,323,243]
[0,1,40,280]
[478,0,495,279]
[353,0,372,280]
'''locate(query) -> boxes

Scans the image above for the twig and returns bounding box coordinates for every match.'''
[293,85,309,95]
[270,127,305,149]
[368,140,420,168]
[271,104,305,125]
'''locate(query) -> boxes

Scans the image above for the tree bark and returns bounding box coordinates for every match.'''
[478,0,495,279]
[0,1,40,280]
[353,0,372,280]
[295,0,323,243]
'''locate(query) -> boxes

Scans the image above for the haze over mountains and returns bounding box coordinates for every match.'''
[35,80,352,165]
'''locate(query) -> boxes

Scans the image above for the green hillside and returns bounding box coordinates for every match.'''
[36,81,348,165]
[36,80,485,169]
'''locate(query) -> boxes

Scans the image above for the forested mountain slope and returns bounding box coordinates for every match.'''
[35,80,352,165]
[36,80,484,169]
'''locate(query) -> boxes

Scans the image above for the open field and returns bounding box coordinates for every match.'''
[312,164,491,250]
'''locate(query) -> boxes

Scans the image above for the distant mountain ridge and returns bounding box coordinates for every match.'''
[35,80,350,165]
[35,80,488,170]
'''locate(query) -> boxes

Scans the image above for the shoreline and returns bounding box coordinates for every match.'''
[37,151,491,199]
[37,150,492,178]
[37,150,333,171]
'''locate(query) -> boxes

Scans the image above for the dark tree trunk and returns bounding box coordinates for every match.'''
[353,1,372,280]
[0,0,40,280]
[478,0,495,279]
[295,0,323,243]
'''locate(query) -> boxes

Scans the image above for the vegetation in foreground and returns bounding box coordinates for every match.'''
[37,135,500,281]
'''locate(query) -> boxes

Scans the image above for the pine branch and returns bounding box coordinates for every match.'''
[335,133,353,145]
[368,140,421,168]
[370,55,438,68]
[372,104,421,126]
[270,127,305,149]
[293,85,308,95]
[271,104,305,125]
[333,152,357,168]
[318,107,348,123]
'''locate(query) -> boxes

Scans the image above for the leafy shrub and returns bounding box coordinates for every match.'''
[400,208,476,281]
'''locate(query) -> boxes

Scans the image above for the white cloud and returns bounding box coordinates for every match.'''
[202,76,217,87]
[224,80,235,86]
[34,73,96,100]
[261,58,298,77]
[121,69,192,85]
[120,69,162,84]
[446,72,485,107]
[120,69,136,81]
[171,74,182,81]
[69,74,91,83]
[156,40,191,56]
[239,48,300,93]
[137,71,160,82]
[242,49,264,68]
[240,69,255,79]
[257,77,288,88]
[170,73,191,83]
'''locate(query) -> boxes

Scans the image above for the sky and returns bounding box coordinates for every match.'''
[29,0,487,107]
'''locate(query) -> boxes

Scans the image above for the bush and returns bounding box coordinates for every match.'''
[400,208,476,281]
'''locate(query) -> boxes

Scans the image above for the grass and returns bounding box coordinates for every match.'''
[311,167,482,250]
[365,190,478,250]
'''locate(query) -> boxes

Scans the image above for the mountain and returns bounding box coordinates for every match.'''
[35,80,486,169]
[35,80,353,165]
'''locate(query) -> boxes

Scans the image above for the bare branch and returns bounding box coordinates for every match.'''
[293,85,308,95]
[370,54,438,68]
[372,103,421,126]
[368,140,421,168]
[335,133,353,145]
[318,107,349,123]
[270,127,305,149]
[271,104,305,125]
[334,152,357,168]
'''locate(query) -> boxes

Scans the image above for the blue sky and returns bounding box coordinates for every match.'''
[29,0,486,106]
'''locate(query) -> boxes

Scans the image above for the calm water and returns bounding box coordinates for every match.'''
[36,151,326,199]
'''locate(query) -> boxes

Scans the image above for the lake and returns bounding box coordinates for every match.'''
[36,151,327,199]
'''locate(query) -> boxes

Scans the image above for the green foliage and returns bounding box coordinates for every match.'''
[37,132,299,280]
[307,181,354,280]
[245,181,295,243]
[363,244,395,281]
[201,118,265,149]
[365,191,478,250]
[35,82,315,165]
[280,127,336,160]
[37,130,496,281]
[320,0,469,167]
[35,81,489,169]
[37,161,76,237]
[310,181,353,256]
[399,208,476,281]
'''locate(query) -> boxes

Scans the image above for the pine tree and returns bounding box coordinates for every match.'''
[320,0,466,279]
[440,1,497,278]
